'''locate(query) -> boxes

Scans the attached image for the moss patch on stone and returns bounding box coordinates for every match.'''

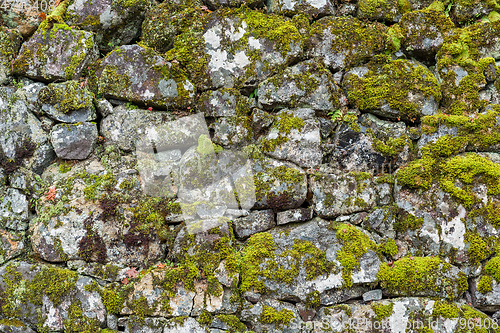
[345,56,442,122]
[377,256,468,299]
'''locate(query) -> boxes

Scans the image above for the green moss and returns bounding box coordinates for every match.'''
[261,111,305,152]
[38,80,94,114]
[128,296,155,319]
[0,318,25,327]
[478,275,494,294]
[358,0,402,22]
[433,301,460,318]
[58,161,72,173]
[309,16,388,68]
[98,286,125,314]
[63,299,101,333]
[215,314,246,332]
[464,230,492,263]
[423,109,500,150]
[484,256,500,282]
[372,303,393,319]
[378,238,399,257]
[371,134,409,157]
[440,153,500,208]
[345,57,442,121]
[394,213,424,233]
[334,223,376,287]
[259,305,295,329]
[198,310,213,326]
[377,257,468,299]
[1,263,79,319]
[305,291,321,308]
[396,157,435,190]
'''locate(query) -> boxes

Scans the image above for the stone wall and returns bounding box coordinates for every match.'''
[1,0,500,332]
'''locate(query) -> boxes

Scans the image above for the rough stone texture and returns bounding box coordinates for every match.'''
[1,1,500,331]
[50,122,98,160]
[343,59,441,121]
[31,158,165,267]
[202,9,304,89]
[0,261,106,331]
[0,27,22,85]
[0,229,24,263]
[38,80,96,123]
[0,188,29,231]
[199,88,254,117]
[0,86,55,174]
[96,44,195,108]
[65,0,154,51]
[241,300,304,332]
[233,209,275,238]
[251,156,308,210]
[259,108,323,168]
[102,107,213,155]
[276,207,313,225]
[399,8,455,63]
[267,0,335,19]
[257,60,344,111]
[357,0,403,23]
[210,116,253,147]
[13,24,99,82]
[240,218,382,303]
[307,16,388,71]
[313,298,495,333]
[310,171,377,219]
[0,0,43,37]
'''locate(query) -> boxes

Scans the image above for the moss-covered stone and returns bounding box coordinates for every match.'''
[308,16,389,71]
[344,56,441,122]
[377,256,468,299]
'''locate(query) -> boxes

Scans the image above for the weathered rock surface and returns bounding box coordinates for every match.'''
[0,27,22,84]
[257,60,344,111]
[307,16,388,71]
[65,0,154,51]
[343,58,441,121]
[96,44,195,108]
[13,24,99,82]
[0,261,106,332]
[202,9,304,89]
[267,0,335,18]
[259,108,323,168]
[310,171,376,218]
[50,122,98,160]
[38,80,96,123]
[0,87,54,174]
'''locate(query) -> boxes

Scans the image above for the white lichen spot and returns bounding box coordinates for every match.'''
[248,36,261,50]
[388,300,409,333]
[441,205,466,250]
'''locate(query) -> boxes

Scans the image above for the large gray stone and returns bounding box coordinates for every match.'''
[202,9,304,89]
[13,24,99,82]
[38,80,96,123]
[0,27,22,85]
[65,0,154,51]
[259,109,323,169]
[310,171,376,219]
[233,209,275,239]
[0,188,29,231]
[308,16,388,71]
[0,86,54,174]
[0,261,106,331]
[257,60,344,111]
[50,122,98,160]
[96,44,195,108]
